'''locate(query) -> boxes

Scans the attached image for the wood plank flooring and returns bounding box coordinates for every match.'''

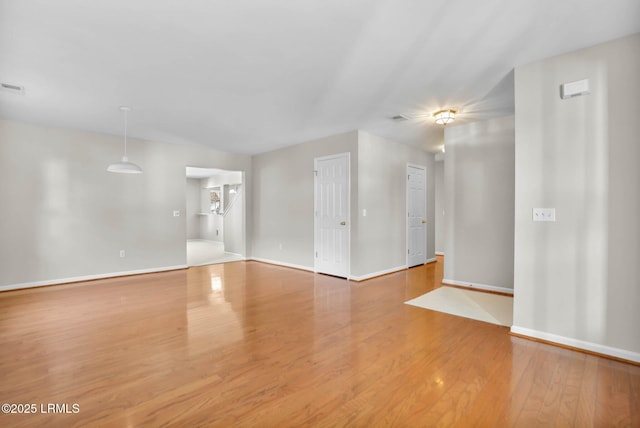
[0,257,638,427]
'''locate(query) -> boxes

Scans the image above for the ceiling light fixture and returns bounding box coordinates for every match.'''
[433,109,456,126]
[107,106,143,174]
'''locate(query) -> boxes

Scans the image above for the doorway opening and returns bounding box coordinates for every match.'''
[186,167,245,266]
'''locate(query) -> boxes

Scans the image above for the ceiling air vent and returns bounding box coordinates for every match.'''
[0,82,25,94]
[390,114,410,122]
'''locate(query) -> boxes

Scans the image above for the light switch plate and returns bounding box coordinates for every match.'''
[533,208,555,222]
[173,210,180,217]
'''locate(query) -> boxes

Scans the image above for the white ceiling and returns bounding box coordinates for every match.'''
[1,1,639,154]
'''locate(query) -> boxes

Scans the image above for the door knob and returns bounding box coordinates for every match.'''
[421,219,427,224]
[340,221,346,225]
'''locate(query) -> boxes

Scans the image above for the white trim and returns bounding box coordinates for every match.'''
[442,278,514,295]
[249,257,314,273]
[314,152,351,278]
[435,251,445,256]
[223,251,245,258]
[0,265,188,292]
[349,265,407,282]
[510,326,640,364]
[406,163,427,268]
[425,257,437,264]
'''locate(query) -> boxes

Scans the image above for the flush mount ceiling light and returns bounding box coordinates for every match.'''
[107,106,143,174]
[433,109,456,126]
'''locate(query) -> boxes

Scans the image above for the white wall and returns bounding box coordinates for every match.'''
[434,160,445,254]
[443,116,515,292]
[186,178,201,240]
[513,33,640,361]
[0,120,251,290]
[223,183,244,255]
[203,171,242,187]
[250,129,436,278]
[353,131,435,277]
[251,131,359,269]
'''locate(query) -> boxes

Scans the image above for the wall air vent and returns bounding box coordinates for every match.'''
[390,114,410,122]
[560,79,589,99]
[0,82,25,94]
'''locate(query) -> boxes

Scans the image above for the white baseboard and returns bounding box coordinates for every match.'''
[349,265,407,282]
[510,326,640,364]
[249,257,314,272]
[223,251,245,258]
[250,258,408,282]
[442,278,514,295]
[435,251,445,256]
[0,265,188,292]
[425,257,437,264]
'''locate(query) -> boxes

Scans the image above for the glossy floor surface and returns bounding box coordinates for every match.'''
[1,258,638,427]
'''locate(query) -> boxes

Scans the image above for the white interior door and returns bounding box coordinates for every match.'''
[407,164,427,267]
[315,153,350,278]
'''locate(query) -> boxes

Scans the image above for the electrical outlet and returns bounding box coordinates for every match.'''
[279,243,283,250]
[120,250,125,258]
[533,208,556,222]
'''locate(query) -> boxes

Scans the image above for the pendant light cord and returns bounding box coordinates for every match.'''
[123,108,128,157]
[108,106,142,173]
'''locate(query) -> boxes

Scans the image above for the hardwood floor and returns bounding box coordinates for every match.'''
[1,257,638,427]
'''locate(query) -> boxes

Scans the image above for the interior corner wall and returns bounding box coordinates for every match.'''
[513,33,640,360]
[250,131,359,269]
[353,131,435,277]
[434,160,445,254]
[443,116,515,291]
[186,178,201,240]
[0,120,251,290]
[223,181,244,255]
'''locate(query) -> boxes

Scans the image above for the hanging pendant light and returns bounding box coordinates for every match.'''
[107,106,143,174]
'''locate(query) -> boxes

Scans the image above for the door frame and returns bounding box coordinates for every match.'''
[406,163,427,268]
[313,152,351,278]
